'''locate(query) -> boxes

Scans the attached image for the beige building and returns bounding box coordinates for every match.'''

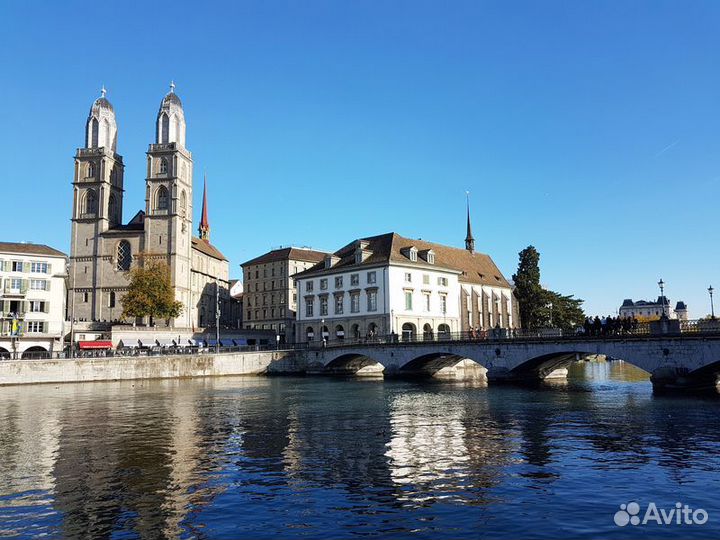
[242,247,328,343]
[69,85,233,331]
[0,242,68,358]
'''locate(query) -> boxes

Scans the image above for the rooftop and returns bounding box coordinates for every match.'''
[192,237,227,261]
[295,232,510,287]
[242,247,329,267]
[0,242,67,258]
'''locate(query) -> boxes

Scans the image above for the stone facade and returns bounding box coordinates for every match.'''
[242,247,328,343]
[69,86,233,331]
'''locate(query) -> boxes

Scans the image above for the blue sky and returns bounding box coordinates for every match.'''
[1,1,718,317]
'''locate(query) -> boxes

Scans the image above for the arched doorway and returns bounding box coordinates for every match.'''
[0,347,10,359]
[321,325,329,341]
[401,322,416,341]
[21,346,49,359]
[306,326,315,341]
[423,323,434,341]
[335,324,345,340]
[368,323,378,339]
[351,324,361,340]
[438,323,451,340]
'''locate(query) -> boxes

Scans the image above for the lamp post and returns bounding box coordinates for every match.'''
[658,279,666,317]
[709,285,715,319]
[215,280,220,352]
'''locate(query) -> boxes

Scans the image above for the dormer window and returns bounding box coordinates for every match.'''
[419,249,435,264]
[325,256,332,269]
[401,246,418,262]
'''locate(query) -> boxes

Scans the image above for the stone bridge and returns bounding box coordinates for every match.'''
[301,335,720,391]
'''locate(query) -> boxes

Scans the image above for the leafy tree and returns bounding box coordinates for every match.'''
[512,246,585,330]
[122,260,182,325]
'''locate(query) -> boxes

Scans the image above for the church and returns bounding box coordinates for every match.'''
[69,84,233,330]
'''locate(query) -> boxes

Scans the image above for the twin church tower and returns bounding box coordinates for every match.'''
[69,84,229,330]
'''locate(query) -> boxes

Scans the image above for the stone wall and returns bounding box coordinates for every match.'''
[0,350,306,386]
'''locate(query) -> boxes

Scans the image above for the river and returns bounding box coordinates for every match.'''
[0,361,718,539]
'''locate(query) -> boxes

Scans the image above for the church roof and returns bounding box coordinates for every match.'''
[0,242,66,258]
[192,237,227,261]
[161,91,183,109]
[242,247,329,267]
[91,96,114,113]
[295,232,510,288]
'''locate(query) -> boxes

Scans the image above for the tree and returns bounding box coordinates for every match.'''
[512,246,585,330]
[512,246,545,330]
[122,260,183,325]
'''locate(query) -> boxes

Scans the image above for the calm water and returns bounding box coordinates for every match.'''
[1,362,719,539]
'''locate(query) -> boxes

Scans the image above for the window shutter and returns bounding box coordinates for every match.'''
[45,280,51,292]
[20,279,28,294]
[44,301,49,313]
[46,263,52,275]
[2,300,7,315]
[23,262,30,273]
[4,280,9,293]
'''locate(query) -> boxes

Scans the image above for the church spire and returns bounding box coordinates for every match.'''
[465,191,475,253]
[199,175,210,241]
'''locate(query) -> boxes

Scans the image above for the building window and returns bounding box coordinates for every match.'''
[116,240,131,271]
[426,251,435,264]
[423,274,430,285]
[404,272,412,283]
[320,279,328,290]
[350,274,359,286]
[26,321,45,333]
[405,291,413,310]
[367,271,376,284]
[156,186,169,210]
[109,291,116,308]
[320,296,328,316]
[30,262,49,274]
[247,310,252,320]
[306,281,314,292]
[87,162,95,178]
[424,292,431,312]
[11,261,23,272]
[437,277,448,287]
[335,295,344,315]
[83,189,97,215]
[335,276,343,289]
[351,293,360,313]
[10,278,22,290]
[29,301,46,312]
[409,249,417,262]
[30,279,48,291]
[440,294,447,314]
[305,299,314,317]
[180,190,187,217]
[83,291,89,303]
[159,158,168,174]
[367,290,377,312]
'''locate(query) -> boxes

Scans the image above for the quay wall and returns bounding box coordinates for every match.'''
[0,350,307,386]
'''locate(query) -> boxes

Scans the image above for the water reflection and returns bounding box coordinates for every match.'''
[0,363,719,539]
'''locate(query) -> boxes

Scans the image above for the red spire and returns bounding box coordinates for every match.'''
[199,175,210,240]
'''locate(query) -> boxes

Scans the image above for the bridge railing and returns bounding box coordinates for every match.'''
[298,319,720,349]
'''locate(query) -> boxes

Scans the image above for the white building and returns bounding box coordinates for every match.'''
[619,297,688,320]
[0,242,68,358]
[294,231,517,343]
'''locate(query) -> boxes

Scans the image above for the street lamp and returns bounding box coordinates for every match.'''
[709,285,715,319]
[658,279,666,317]
[547,301,554,327]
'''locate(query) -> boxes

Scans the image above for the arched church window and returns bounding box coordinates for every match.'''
[180,190,187,217]
[181,163,187,181]
[83,189,97,215]
[156,186,169,210]
[160,113,169,144]
[90,117,99,147]
[87,162,95,178]
[159,158,168,174]
[109,193,118,223]
[116,240,131,271]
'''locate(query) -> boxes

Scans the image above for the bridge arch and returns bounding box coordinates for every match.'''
[324,353,385,377]
[401,351,488,379]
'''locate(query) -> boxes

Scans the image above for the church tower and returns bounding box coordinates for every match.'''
[70,87,125,321]
[143,83,194,328]
[465,192,475,253]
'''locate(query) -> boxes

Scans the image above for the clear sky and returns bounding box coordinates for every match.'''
[1,1,718,317]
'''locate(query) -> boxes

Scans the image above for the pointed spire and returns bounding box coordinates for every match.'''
[199,174,210,241]
[465,191,475,253]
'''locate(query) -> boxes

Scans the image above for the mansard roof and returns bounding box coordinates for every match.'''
[295,232,510,288]
[192,237,227,261]
[242,247,329,267]
[0,242,67,258]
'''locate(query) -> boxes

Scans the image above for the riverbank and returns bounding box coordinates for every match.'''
[0,350,306,386]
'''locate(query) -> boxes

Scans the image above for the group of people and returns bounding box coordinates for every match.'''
[582,315,639,336]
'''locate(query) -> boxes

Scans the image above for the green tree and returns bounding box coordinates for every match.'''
[121,260,183,325]
[512,246,585,330]
[512,246,545,330]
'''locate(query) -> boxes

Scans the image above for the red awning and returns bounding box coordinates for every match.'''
[78,341,113,350]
